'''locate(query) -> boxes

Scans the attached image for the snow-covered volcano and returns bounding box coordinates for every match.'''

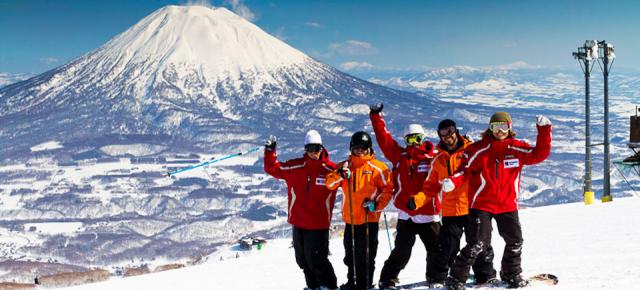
[0,5,433,156]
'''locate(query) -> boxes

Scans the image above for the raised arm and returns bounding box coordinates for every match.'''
[369,103,404,165]
[520,115,552,165]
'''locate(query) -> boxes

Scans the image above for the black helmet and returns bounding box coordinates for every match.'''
[350,131,372,150]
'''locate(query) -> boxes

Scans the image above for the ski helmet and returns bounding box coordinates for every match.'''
[350,131,372,151]
[403,124,425,137]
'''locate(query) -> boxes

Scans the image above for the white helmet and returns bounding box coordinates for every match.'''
[305,130,322,145]
[403,124,425,137]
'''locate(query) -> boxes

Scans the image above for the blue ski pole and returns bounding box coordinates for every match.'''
[383,211,392,251]
[167,146,261,177]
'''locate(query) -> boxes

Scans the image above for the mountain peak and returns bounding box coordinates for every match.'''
[96,4,308,78]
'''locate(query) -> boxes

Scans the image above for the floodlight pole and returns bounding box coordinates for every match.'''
[573,43,595,203]
[599,40,614,202]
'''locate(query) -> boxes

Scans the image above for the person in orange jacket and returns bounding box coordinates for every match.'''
[418,119,497,287]
[326,131,394,290]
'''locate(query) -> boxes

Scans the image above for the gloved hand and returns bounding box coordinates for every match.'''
[369,103,384,114]
[441,178,455,193]
[265,135,277,151]
[338,167,351,180]
[407,191,426,211]
[536,115,552,126]
[363,200,376,212]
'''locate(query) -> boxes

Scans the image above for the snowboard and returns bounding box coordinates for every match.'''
[390,273,558,289]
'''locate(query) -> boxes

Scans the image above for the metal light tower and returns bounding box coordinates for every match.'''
[597,40,615,202]
[573,40,598,204]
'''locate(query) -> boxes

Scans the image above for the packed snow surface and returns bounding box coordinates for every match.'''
[64,197,640,290]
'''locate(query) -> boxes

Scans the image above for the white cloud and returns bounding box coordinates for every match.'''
[304,22,324,28]
[184,0,214,8]
[226,0,256,21]
[340,61,374,71]
[327,40,378,57]
[40,57,59,65]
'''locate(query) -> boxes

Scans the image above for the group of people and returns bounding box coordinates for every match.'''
[263,103,552,290]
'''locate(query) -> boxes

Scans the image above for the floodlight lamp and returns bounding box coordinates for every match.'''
[584,40,597,48]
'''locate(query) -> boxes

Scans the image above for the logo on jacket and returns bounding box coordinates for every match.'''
[504,158,520,168]
[417,162,430,173]
[316,177,326,185]
[363,170,373,175]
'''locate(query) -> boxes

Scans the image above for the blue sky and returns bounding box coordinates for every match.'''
[1,0,639,74]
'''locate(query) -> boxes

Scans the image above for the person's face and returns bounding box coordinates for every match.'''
[489,122,510,140]
[351,147,368,157]
[438,126,458,147]
[304,144,322,160]
[492,130,508,140]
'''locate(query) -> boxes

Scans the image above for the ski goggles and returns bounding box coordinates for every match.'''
[438,127,456,138]
[489,122,511,133]
[304,144,322,153]
[404,134,423,146]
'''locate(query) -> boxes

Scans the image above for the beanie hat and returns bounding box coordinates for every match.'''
[490,112,512,125]
[305,130,322,145]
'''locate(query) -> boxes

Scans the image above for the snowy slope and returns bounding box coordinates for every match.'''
[63,197,640,290]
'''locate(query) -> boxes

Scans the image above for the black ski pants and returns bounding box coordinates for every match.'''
[378,219,440,284]
[292,226,338,289]
[343,222,379,290]
[450,209,523,283]
[431,215,496,283]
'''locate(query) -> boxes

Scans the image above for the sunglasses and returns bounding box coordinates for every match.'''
[489,122,511,133]
[304,144,322,153]
[404,134,423,146]
[438,127,456,138]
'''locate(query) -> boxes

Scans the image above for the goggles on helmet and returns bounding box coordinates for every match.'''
[489,122,511,133]
[304,144,322,153]
[404,134,423,146]
[438,127,457,138]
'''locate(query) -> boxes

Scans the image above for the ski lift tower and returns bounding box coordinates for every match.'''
[596,41,616,202]
[573,40,598,204]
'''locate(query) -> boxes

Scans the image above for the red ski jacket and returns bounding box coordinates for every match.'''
[370,112,441,217]
[264,147,337,229]
[450,125,552,214]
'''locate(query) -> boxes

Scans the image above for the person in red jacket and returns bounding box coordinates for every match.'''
[368,103,442,289]
[264,130,339,290]
[442,112,552,290]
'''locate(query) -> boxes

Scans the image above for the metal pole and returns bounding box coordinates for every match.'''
[602,41,613,202]
[584,57,593,194]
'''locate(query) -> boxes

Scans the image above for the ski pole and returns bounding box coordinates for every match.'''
[383,211,392,251]
[364,182,370,290]
[344,161,358,289]
[167,146,261,177]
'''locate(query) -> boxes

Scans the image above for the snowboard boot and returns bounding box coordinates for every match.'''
[378,279,398,290]
[476,277,501,286]
[504,275,529,289]
[446,277,465,290]
[338,283,355,290]
[427,278,445,288]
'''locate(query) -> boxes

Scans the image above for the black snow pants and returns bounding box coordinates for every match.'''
[343,222,379,290]
[431,215,496,283]
[378,219,441,284]
[450,209,523,283]
[292,226,338,289]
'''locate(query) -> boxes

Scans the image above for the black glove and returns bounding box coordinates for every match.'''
[265,135,277,151]
[363,200,376,212]
[407,198,417,211]
[369,103,384,114]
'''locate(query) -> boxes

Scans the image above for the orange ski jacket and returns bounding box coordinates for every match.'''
[326,154,393,225]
